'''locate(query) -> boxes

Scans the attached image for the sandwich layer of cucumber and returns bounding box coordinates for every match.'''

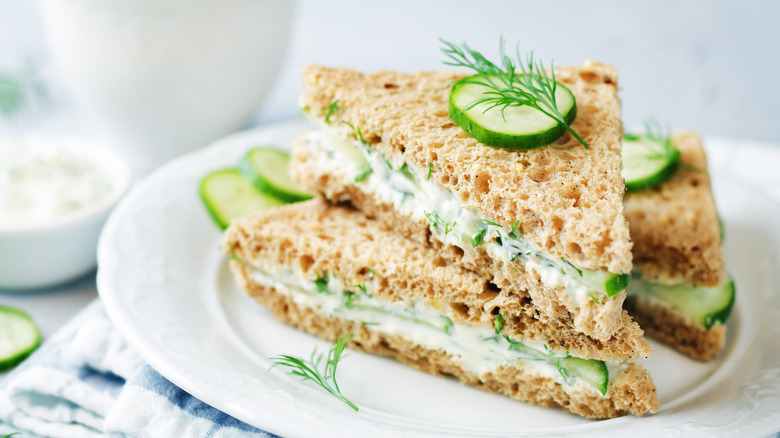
[623,131,733,361]
[223,201,658,418]
[292,63,634,341]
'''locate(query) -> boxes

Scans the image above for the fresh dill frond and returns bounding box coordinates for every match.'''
[427,162,433,180]
[270,333,359,411]
[324,100,340,124]
[355,284,368,293]
[440,38,589,149]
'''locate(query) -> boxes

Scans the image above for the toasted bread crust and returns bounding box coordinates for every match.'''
[230,260,658,418]
[291,139,637,342]
[624,131,726,287]
[627,295,726,361]
[299,64,631,274]
[223,200,650,360]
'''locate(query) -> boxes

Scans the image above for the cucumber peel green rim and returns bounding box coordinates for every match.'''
[628,276,736,329]
[239,148,312,202]
[621,132,681,192]
[199,168,286,230]
[0,305,41,371]
[441,38,590,150]
[449,75,577,150]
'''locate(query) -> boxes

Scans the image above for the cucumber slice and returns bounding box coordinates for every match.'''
[0,305,41,370]
[627,277,736,329]
[621,133,681,192]
[239,148,311,202]
[200,169,286,230]
[560,260,630,297]
[558,357,609,395]
[449,74,577,150]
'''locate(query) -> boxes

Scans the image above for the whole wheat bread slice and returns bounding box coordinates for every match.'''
[292,64,633,341]
[223,200,657,418]
[624,131,728,360]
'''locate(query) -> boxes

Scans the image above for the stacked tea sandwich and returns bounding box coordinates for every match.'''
[621,130,735,361]
[223,43,659,418]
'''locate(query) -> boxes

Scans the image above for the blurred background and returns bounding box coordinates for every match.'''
[2,0,778,151]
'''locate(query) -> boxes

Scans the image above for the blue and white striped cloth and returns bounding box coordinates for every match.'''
[0,301,275,438]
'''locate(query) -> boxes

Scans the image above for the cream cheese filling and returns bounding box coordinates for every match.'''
[248,263,627,396]
[301,128,623,308]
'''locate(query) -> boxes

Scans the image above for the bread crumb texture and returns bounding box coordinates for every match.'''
[299,64,632,274]
[624,131,726,287]
[223,200,650,361]
[229,259,658,418]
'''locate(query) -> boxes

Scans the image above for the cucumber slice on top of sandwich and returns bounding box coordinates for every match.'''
[449,74,577,150]
[621,133,681,192]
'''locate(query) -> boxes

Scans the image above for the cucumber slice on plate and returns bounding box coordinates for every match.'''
[0,305,41,370]
[449,74,577,150]
[200,169,286,230]
[627,277,736,329]
[240,148,312,202]
[621,133,681,192]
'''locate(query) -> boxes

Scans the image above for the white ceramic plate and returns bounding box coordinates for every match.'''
[98,120,780,438]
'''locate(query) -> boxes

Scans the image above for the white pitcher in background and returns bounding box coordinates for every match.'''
[37,0,293,174]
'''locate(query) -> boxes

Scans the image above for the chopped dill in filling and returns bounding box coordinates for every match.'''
[299,123,630,305]
[246,264,615,395]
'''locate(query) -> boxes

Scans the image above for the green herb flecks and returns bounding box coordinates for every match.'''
[427,162,433,180]
[472,228,488,247]
[561,258,583,277]
[324,100,340,124]
[314,274,329,293]
[354,167,373,182]
[441,38,589,149]
[343,121,367,145]
[424,210,456,235]
[493,313,504,334]
[270,333,359,411]
[511,220,521,235]
[344,292,358,308]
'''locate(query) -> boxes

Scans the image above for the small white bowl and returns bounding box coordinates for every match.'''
[0,135,131,290]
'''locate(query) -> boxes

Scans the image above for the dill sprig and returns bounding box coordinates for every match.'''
[270,333,359,411]
[441,38,588,149]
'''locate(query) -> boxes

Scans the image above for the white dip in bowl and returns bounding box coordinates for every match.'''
[0,135,131,290]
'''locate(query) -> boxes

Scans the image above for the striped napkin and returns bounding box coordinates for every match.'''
[0,300,275,438]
